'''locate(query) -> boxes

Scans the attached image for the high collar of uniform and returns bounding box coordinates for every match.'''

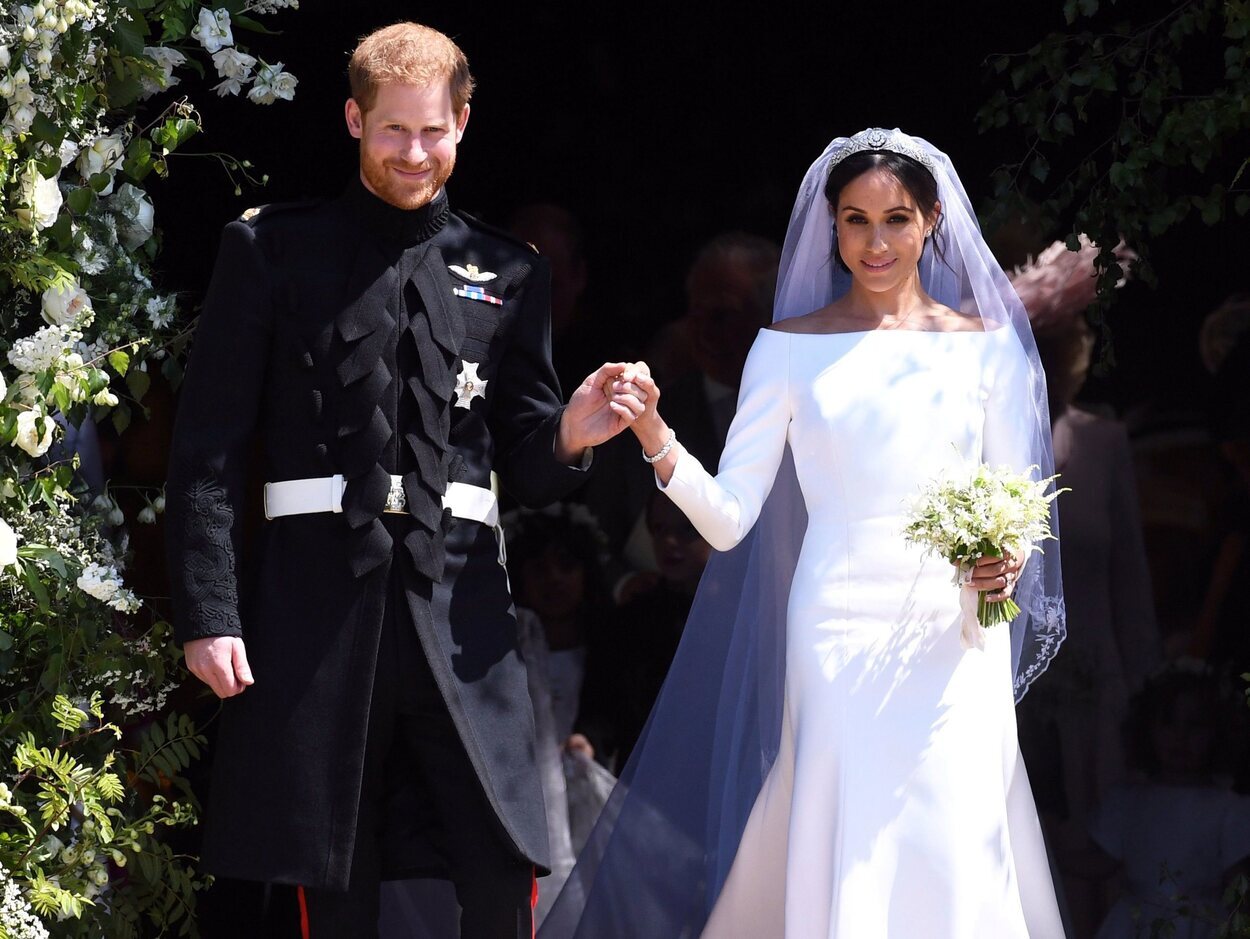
[345,175,450,248]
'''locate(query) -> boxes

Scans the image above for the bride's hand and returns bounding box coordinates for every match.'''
[969,550,1022,602]
[611,363,667,447]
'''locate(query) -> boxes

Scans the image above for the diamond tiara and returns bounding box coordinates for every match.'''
[826,128,936,171]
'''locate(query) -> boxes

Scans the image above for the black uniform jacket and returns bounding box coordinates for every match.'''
[166,179,588,890]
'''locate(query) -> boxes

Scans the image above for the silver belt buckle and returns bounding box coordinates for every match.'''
[384,475,407,514]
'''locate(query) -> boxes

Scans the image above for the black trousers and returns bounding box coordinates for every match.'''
[201,557,535,939]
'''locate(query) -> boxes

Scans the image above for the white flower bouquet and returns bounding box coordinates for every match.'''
[903,464,1064,646]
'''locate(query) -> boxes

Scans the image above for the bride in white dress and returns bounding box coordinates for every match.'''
[541,129,1068,938]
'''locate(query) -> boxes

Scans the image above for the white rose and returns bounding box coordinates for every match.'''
[76,133,125,193]
[41,281,92,326]
[0,369,6,399]
[0,517,18,568]
[13,410,54,458]
[190,7,233,54]
[110,183,155,249]
[14,166,63,231]
[211,46,255,80]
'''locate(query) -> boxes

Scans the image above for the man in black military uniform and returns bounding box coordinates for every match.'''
[166,22,642,938]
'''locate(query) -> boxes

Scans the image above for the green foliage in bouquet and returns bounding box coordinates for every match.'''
[0,0,296,934]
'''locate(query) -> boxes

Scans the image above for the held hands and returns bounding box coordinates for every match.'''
[184,636,254,698]
[557,361,658,461]
[965,552,1023,603]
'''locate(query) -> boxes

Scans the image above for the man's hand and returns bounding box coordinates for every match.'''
[968,551,1024,603]
[564,733,595,762]
[556,362,649,463]
[184,636,255,698]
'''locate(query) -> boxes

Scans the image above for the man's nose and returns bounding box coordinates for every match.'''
[402,136,427,164]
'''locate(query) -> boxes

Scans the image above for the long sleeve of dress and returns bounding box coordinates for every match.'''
[981,326,1036,474]
[657,330,791,552]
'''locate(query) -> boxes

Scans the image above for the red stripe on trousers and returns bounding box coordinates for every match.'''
[297,885,310,939]
[531,868,539,939]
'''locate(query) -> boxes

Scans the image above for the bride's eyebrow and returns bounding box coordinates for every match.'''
[840,205,914,214]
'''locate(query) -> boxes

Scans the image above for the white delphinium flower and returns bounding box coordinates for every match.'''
[137,506,156,524]
[110,183,155,249]
[190,7,232,54]
[0,369,6,400]
[56,135,79,168]
[152,494,166,512]
[92,389,118,407]
[0,516,19,568]
[12,410,53,458]
[247,0,299,12]
[139,45,186,97]
[247,60,296,104]
[14,166,62,230]
[0,45,9,68]
[75,233,107,275]
[40,281,92,327]
[108,505,124,526]
[213,76,244,97]
[76,133,124,193]
[144,295,175,330]
[212,46,255,81]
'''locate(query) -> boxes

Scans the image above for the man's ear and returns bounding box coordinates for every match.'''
[454,103,470,143]
[345,98,364,139]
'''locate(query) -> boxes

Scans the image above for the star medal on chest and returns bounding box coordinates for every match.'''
[449,263,504,305]
[455,361,488,409]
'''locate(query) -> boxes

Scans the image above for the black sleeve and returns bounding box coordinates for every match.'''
[488,256,591,507]
[165,221,274,644]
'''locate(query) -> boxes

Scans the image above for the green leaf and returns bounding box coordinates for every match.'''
[126,367,151,402]
[66,186,96,215]
[1029,154,1050,182]
[1235,193,1250,216]
[110,13,149,55]
[89,171,115,194]
[31,112,66,147]
[232,13,280,35]
[1053,112,1075,136]
[109,350,131,376]
[111,404,132,435]
[21,559,52,613]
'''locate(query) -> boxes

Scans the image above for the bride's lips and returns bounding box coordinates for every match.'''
[860,258,897,273]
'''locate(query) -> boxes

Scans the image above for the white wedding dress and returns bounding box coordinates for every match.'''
[659,327,1066,939]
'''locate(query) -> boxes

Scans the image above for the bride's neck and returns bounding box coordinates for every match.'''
[843,272,930,322]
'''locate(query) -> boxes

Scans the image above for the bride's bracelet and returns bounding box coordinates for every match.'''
[642,428,676,464]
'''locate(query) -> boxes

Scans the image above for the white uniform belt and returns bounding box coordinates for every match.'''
[263,475,499,527]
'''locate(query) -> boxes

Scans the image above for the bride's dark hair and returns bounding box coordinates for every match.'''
[824,150,949,273]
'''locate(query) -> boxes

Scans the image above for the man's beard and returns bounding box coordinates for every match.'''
[360,150,454,210]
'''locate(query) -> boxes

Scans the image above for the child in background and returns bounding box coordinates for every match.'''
[1088,662,1250,938]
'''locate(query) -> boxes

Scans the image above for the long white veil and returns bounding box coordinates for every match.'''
[540,128,1065,937]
